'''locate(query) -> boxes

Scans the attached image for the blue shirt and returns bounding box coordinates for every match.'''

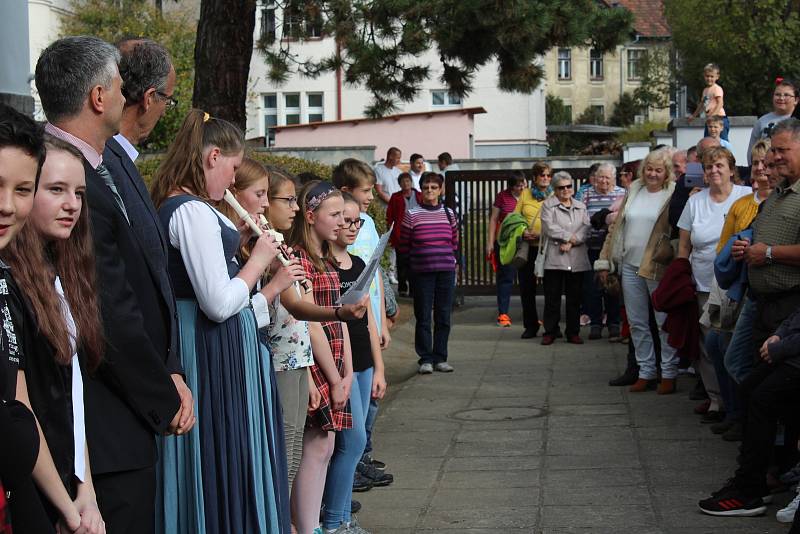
[347,211,383,332]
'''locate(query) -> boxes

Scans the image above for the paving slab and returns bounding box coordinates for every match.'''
[353,298,788,533]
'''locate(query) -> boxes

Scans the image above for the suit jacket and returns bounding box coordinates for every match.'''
[83,157,180,475]
[103,137,181,371]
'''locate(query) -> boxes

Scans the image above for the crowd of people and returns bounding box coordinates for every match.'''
[490,67,800,529]
[5,31,800,534]
[0,34,460,534]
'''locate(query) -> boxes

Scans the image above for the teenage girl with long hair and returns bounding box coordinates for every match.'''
[8,136,105,533]
[278,180,366,534]
[150,110,300,534]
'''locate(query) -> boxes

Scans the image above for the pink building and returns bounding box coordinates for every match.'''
[272,107,487,161]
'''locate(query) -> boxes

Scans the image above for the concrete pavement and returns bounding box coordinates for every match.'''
[355,297,791,533]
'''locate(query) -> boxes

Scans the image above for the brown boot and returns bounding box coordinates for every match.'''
[657,378,676,395]
[629,378,655,392]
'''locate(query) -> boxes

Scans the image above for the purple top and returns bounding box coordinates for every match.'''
[398,203,458,273]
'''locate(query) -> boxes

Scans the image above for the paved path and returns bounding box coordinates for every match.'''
[356,298,791,533]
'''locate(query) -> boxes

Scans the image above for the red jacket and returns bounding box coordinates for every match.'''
[651,258,701,361]
[386,190,422,247]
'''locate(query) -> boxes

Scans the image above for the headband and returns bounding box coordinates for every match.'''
[306,182,335,212]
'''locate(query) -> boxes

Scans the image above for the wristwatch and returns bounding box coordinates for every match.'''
[766,246,773,265]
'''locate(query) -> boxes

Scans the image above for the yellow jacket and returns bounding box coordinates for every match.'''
[513,188,547,236]
[716,192,760,254]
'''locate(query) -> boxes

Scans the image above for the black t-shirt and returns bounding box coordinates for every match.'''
[337,254,373,373]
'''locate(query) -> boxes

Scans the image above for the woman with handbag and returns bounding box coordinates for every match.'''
[486,171,526,327]
[540,172,591,345]
[513,163,553,339]
[594,149,679,394]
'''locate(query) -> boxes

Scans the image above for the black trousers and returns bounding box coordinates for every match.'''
[517,246,540,332]
[542,269,584,338]
[94,466,156,534]
[734,361,800,496]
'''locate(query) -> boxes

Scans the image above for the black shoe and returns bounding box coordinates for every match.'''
[352,472,373,492]
[711,419,737,435]
[699,486,767,516]
[609,366,639,387]
[607,325,621,342]
[701,410,725,424]
[362,453,386,471]
[351,500,361,514]
[521,328,538,339]
[722,421,743,442]
[689,379,709,401]
[589,326,602,340]
[357,461,394,487]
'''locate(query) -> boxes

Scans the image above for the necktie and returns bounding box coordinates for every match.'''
[95,163,130,224]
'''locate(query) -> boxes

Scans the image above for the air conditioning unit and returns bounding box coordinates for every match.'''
[634,114,645,125]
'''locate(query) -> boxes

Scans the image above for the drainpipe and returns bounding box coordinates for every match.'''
[336,41,342,120]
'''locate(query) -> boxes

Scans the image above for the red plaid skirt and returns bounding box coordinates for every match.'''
[298,250,352,431]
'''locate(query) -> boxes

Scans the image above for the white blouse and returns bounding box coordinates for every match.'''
[167,200,269,327]
[55,276,85,482]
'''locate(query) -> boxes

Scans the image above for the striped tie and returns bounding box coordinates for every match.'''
[95,163,130,224]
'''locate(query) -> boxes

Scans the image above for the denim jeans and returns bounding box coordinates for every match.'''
[322,367,372,529]
[363,398,378,455]
[723,296,755,384]
[494,242,516,315]
[706,329,740,421]
[621,262,678,379]
[585,248,620,328]
[413,270,456,364]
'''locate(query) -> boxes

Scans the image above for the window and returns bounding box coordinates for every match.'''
[627,49,645,80]
[260,2,276,42]
[589,49,603,80]
[284,93,300,125]
[591,105,605,123]
[307,92,323,122]
[557,48,571,80]
[263,93,277,146]
[281,3,323,40]
[431,90,462,107]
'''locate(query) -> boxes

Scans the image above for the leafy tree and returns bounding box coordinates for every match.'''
[608,92,640,127]
[665,0,800,116]
[546,94,572,125]
[575,105,605,125]
[60,0,196,151]
[254,0,634,118]
[632,47,672,116]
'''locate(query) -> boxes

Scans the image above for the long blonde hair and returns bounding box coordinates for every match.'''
[151,109,244,208]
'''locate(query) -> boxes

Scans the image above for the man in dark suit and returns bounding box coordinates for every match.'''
[103,37,194,436]
[34,36,184,534]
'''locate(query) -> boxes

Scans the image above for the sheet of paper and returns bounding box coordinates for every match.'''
[337,224,393,305]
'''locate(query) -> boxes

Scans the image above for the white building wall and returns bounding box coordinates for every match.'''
[28,0,71,119]
[247,7,547,159]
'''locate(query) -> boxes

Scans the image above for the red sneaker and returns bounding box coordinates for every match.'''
[496,314,512,327]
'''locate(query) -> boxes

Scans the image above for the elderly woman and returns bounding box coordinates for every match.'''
[595,149,677,394]
[399,172,459,374]
[540,171,591,345]
[677,146,751,419]
[582,162,626,340]
[513,163,553,338]
[486,171,527,327]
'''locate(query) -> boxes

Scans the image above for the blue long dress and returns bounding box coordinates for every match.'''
[155,195,290,534]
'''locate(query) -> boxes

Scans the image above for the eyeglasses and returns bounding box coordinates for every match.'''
[344,217,365,230]
[539,173,552,177]
[271,195,298,206]
[774,93,797,99]
[421,185,440,191]
[555,184,573,190]
[156,91,178,109]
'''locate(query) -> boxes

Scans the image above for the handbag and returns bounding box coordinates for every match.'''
[510,238,530,269]
[534,235,548,278]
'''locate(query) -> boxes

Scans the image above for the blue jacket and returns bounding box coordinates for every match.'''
[714,229,752,302]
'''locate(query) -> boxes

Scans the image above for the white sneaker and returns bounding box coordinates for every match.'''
[434,362,454,373]
[777,489,800,523]
[419,363,433,374]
